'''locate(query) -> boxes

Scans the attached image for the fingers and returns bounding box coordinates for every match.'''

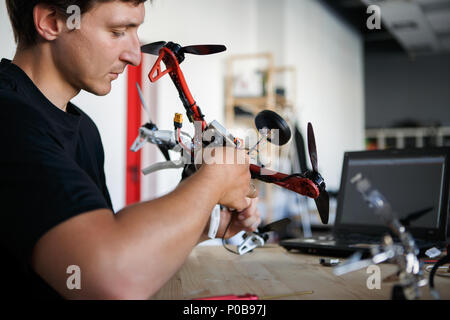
[201,147,252,211]
[233,197,251,212]
[239,215,261,232]
[236,198,261,232]
[236,198,256,219]
[246,181,258,198]
[203,147,250,166]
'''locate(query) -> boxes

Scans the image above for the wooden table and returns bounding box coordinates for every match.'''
[152,245,449,300]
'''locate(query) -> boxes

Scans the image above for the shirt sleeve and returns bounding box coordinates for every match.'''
[0,96,111,266]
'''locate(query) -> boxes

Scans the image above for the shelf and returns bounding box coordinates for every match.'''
[233,96,271,107]
[365,126,450,149]
[224,53,298,223]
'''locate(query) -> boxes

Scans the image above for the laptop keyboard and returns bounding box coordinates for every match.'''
[335,233,381,243]
[335,233,436,248]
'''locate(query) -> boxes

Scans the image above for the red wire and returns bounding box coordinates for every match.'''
[177,129,190,152]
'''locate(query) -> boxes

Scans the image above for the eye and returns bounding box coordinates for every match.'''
[111,30,126,38]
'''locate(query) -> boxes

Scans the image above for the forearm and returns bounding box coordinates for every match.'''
[102,167,223,298]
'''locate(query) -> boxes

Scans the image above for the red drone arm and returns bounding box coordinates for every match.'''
[148,47,207,129]
[250,164,319,199]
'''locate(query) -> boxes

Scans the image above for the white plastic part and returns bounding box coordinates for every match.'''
[425,247,441,258]
[141,159,184,175]
[130,127,178,153]
[237,233,265,255]
[208,205,221,239]
[130,134,147,152]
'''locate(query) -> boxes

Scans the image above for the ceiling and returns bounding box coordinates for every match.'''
[321,0,450,56]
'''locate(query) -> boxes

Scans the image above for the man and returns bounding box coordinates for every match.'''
[1,0,260,299]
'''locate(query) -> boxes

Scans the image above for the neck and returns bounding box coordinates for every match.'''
[12,44,80,112]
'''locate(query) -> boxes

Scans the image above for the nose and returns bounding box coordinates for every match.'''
[120,33,142,67]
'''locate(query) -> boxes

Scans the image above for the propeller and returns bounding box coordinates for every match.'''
[399,206,433,227]
[141,41,167,55]
[259,218,291,234]
[306,122,329,224]
[183,45,227,55]
[307,123,318,172]
[141,41,226,58]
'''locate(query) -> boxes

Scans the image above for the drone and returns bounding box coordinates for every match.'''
[131,41,330,251]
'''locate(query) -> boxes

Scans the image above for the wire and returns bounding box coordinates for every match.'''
[176,128,191,154]
[425,265,450,277]
[222,213,239,255]
[428,249,450,299]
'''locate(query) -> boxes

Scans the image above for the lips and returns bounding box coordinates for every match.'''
[110,69,122,77]
[109,68,124,80]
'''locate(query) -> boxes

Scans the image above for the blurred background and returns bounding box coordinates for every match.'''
[1,0,449,238]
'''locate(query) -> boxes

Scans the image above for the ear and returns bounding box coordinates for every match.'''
[33,4,66,42]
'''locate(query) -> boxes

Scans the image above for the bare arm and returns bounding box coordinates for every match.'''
[32,157,251,300]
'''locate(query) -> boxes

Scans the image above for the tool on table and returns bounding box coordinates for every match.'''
[333,173,428,300]
[193,291,314,300]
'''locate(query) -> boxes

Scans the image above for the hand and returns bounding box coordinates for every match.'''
[203,197,261,240]
[199,147,254,211]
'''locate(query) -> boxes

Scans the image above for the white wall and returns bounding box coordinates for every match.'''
[256,0,285,66]
[71,79,127,212]
[0,1,16,59]
[283,0,365,190]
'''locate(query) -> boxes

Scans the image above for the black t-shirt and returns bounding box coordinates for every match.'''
[0,58,113,299]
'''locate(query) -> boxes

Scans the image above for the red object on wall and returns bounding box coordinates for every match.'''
[126,62,142,205]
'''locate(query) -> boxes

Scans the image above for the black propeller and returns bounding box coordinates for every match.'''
[259,218,291,234]
[141,41,167,55]
[307,122,329,224]
[183,44,227,55]
[400,206,433,227]
[141,41,226,59]
[307,123,318,172]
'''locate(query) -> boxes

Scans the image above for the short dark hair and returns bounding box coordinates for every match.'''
[6,0,148,48]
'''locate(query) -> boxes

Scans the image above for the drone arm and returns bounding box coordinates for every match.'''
[249,164,319,198]
[148,48,207,129]
[169,66,207,129]
[148,50,172,81]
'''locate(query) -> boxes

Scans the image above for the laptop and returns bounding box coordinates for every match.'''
[280,147,450,257]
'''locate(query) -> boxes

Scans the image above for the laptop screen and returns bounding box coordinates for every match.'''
[335,148,450,241]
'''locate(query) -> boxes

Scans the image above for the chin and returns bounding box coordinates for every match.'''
[85,83,112,96]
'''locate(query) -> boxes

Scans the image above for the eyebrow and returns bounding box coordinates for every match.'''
[108,20,144,28]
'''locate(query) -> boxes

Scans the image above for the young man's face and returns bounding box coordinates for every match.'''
[51,1,145,96]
